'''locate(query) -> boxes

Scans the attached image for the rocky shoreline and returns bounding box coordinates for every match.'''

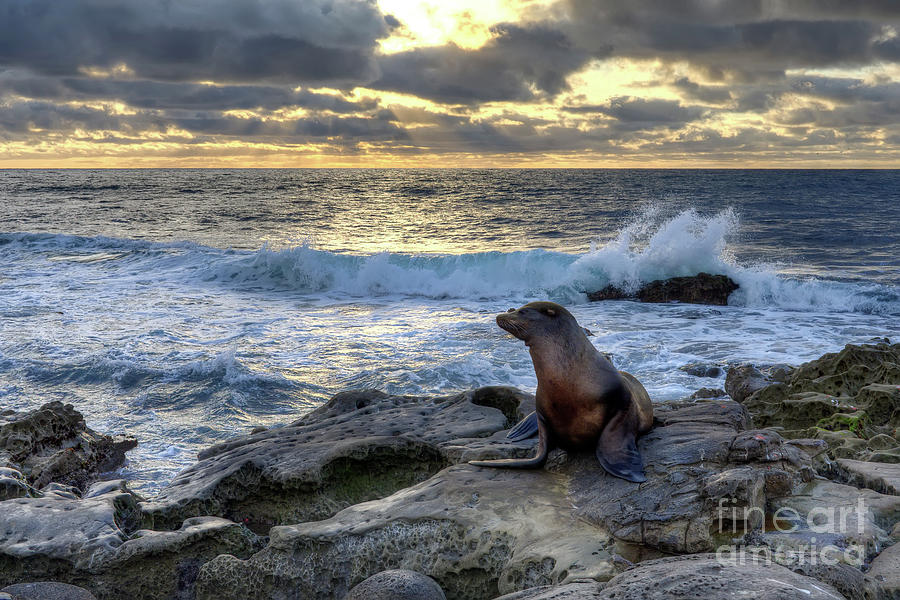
[1,342,899,600]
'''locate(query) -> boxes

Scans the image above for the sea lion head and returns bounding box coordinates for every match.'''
[496,301,585,347]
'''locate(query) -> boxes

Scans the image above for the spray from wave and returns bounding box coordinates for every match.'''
[567,206,739,294]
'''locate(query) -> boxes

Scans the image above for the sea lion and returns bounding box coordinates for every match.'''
[470,301,653,482]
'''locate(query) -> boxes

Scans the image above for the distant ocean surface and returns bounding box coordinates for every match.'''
[2,169,899,494]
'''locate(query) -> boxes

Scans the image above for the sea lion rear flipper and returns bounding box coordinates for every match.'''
[470,413,550,469]
[506,411,538,441]
[596,412,646,483]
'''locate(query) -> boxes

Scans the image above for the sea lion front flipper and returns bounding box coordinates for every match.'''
[469,413,550,469]
[506,411,538,441]
[596,411,646,483]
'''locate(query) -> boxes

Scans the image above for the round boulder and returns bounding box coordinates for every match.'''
[598,554,845,599]
[346,570,446,600]
[1,582,97,600]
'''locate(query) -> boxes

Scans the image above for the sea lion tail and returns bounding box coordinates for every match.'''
[471,416,549,468]
[468,448,548,469]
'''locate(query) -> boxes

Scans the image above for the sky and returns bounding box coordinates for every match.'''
[1,0,899,167]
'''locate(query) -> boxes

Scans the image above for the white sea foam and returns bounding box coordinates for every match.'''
[166,347,290,387]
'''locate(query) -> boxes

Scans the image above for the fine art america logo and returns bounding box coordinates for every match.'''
[714,496,869,567]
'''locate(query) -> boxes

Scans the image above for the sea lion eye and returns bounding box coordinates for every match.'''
[507,308,515,313]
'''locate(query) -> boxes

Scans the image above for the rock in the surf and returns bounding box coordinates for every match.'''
[587,273,739,305]
[680,363,724,378]
[0,401,136,493]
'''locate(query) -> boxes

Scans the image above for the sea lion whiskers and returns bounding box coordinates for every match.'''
[496,311,528,341]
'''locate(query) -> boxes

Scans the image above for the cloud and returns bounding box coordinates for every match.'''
[564,97,706,130]
[371,23,593,104]
[672,77,732,104]
[561,0,900,79]
[0,0,392,84]
[0,71,376,113]
[789,77,900,105]
[0,98,405,144]
[778,101,900,128]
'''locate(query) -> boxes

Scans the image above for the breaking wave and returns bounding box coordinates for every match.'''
[3,207,898,315]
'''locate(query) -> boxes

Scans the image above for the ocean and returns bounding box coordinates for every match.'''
[1,168,898,495]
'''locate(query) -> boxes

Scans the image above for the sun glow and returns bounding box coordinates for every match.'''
[377,0,548,52]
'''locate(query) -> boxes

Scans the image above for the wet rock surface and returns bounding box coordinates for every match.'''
[496,554,852,600]
[142,386,535,532]
[0,402,136,493]
[196,464,617,600]
[587,273,739,305]
[194,397,834,599]
[867,542,900,599]
[491,582,605,599]
[731,343,900,463]
[567,401,804,555]
[0,478,262,600]
[716,342,900,600]
[0,467,35,500]
[824,459,900,496]
[596,554,846,600]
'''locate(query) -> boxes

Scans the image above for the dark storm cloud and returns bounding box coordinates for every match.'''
[0,100,151,136]
[734,89,779,112]
[562,0,900,78]
[170,111,405,140]
[0,98,405,143]
[370,24,594,104]
[672,78,732,104]
[721,75,900,127]
[368,0,899,110]
[779,102,900,128]
[789,77,900,105]
[563,97,706,130]
[0,0,392,84]
[0,71,376,113]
